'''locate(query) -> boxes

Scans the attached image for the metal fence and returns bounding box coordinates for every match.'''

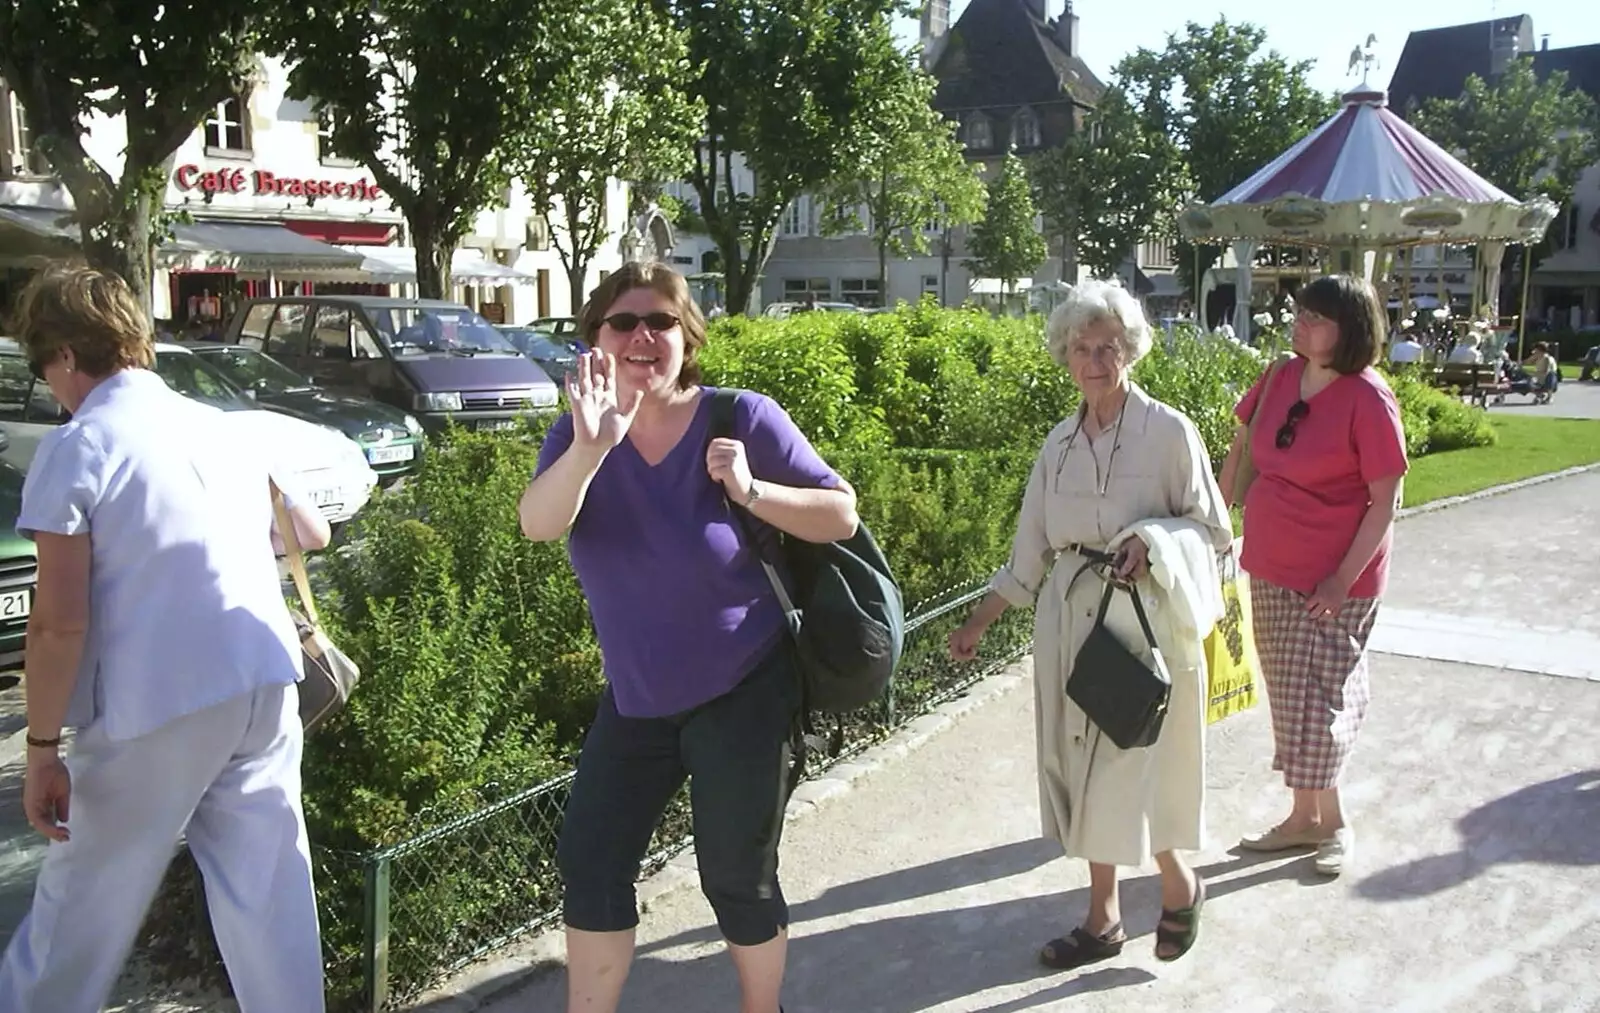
[332,580,1031,1010]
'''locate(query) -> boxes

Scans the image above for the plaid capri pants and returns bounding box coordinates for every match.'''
[1249,577,1382,790]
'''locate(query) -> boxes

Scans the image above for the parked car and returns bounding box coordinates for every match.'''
[497,326,579,384]
[225,297,560,434]
[0,433,35,674]
[185,343,425,482]
[762,301,862,319]
[0,339,380,525]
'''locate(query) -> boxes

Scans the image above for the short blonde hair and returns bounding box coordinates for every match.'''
[10,262,155,376]
[578,261,708,390]
[1046,280,1152,368]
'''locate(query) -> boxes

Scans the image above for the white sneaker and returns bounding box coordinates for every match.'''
[1314,827,1354,877]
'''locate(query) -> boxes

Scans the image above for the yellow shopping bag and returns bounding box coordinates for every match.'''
[1205,552,1260,724]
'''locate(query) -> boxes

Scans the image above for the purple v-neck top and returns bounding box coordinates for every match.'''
[536,387,841,718]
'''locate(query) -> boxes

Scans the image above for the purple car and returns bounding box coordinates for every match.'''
[225,297,560,434]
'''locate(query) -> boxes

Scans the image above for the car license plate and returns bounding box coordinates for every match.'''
[367,444,416,465]
[310,488,340,507]
[478,419,518,432]
[0,589,30,621]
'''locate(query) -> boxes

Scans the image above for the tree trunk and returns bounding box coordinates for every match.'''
[410,211,454,300]
[567,263,587,317]
[69,167,159,322]
[878,240,889,307]
[718,234,754,315]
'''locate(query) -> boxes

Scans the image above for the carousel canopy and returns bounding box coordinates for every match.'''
[1178,88,1556,247]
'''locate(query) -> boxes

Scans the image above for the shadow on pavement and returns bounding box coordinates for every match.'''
[623,840,1316,1013]
[1355,769,1600,902]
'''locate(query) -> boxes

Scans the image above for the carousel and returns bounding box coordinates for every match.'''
[1178,80,1558,356]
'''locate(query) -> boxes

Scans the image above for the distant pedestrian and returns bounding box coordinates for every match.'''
[519,260,857,1013]
[1220,274,1408,878]
[0,263,331,1012]
[949,280,1232,969]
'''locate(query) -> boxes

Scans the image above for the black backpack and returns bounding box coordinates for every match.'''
[708,389,905,770]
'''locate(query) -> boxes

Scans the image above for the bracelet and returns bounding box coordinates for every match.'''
[743,480,764,508]
[25,733,62,749]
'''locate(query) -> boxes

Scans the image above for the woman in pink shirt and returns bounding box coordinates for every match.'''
[1219,274,1408,878]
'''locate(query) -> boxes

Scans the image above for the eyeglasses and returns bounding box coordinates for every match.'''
[601,312,680,334]
[1276,400,1310,449]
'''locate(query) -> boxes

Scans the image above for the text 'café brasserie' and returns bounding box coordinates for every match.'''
[159,160,404,334]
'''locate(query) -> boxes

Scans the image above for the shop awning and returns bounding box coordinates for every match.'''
[342,245,539,285]
[160,221,367,275]
[0,205,79,241]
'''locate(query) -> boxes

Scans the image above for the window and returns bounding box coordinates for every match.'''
[963,114,992,149]
[922,274,939,294]
[204,95,250,154]
[526,215,551,251]
[780,200,807,237]
[1012,109,1041,149]
[316,106,357,167]
[783,278,832,299]
[839,277,882,308]
[2,86,48,177]
[312,306,354,359]
[1141,238,1175,268]
[237,303,277,347]
[1558,203,1581,250]
[265,304,309,357]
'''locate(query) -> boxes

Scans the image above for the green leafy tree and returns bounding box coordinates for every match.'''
[818,61,985,299]
[966,151,1045,296]
[0,0,278,310]
[1412,57,1598,280]
[1117,18,1337,295]
[520,0,703,312]
[1031,87,1186,281]
[666,0,907,314]
[276,0,590,297]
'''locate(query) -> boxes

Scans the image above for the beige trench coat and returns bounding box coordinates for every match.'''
[990,385,1233,868]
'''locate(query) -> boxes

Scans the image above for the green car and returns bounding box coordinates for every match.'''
[186,344,426,481]
[0,444,35,674]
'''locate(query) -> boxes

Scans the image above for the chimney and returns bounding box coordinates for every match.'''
[1489,19,1522,77]
[1541,34,1550,51]
[1056,0,1080,58]
[920,0,950,71]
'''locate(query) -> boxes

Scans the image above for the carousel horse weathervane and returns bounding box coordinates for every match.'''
[1347,34,1380,89]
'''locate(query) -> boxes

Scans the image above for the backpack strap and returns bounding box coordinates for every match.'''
[707,387,817,794]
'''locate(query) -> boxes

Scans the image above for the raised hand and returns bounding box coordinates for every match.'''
[567,351,643,452]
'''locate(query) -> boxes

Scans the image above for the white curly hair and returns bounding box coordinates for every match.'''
[1045,279,1153,369]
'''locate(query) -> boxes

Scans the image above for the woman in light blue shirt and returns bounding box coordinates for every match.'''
[0,264,332,1013]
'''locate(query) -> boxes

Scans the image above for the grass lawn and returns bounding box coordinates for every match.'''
[1404,415,1600,507]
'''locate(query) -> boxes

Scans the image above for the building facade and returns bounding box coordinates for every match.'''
[1387,15,1600,329]
[0,58,643,330]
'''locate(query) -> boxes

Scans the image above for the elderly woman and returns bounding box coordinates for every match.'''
[0,265,330,1012]
[1220,274,1407,878]
[949,280,1232,969]
[519,261,856,1013]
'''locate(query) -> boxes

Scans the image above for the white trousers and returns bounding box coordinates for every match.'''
[0,683,325,1013]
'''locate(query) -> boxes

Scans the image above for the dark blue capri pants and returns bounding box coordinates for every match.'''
[557,642,801,946]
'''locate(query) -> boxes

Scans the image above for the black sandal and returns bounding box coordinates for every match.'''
[1039,923,1126,970]
[1154,876,1206,962]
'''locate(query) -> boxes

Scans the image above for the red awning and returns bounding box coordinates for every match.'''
[282,219,396,246]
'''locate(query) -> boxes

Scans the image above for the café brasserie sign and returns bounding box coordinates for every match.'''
[174,164,383,202]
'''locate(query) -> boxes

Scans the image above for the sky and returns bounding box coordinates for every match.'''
[894,0,1597,96]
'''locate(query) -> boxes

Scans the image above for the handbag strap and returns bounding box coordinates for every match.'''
[1075,547,1160,653]
[270,480,320,626]
[1244,356,1288,433]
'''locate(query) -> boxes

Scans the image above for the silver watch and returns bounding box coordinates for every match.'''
[743,479,763,507]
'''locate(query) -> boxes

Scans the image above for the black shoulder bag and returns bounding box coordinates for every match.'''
[1064,548,1171,751]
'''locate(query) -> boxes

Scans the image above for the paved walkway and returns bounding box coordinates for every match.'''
[465,472,1600,1013]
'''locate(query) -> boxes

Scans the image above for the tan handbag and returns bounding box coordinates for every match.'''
[271,482,360,732]
[1229,356,1289,506]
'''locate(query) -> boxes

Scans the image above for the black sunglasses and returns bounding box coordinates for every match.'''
[1275,400,1310,449]
[27,357,48,382]
[601,312,680,334]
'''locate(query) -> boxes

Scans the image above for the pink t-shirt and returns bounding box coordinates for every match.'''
[1234,357,1408,599]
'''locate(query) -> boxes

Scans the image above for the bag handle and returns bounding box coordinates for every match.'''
[1093,578,1160,653]
[707,388,798,615]
[270,479,319,626]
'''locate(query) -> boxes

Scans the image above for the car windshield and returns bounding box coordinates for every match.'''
[153,351,257,411]
[369,305,517,355]
[499,328,575,360]
[194,346,314,395]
